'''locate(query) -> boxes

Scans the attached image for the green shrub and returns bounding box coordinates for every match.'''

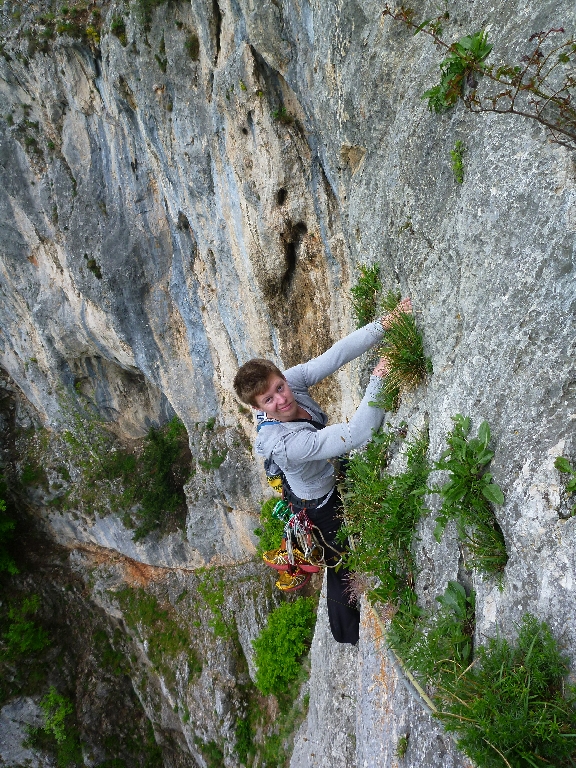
[198,448,227,471]
[252,598,316,696]
[389,581,475,688]
[387,591,576,766]
[40,687,74,743]
[133,0,168,30]
[26,687,83,767]
[0,497,17,575]
[235,716,254,764]
[350,264,382,328]
[119,417,190,541]
[2,595,50,659]
[340,428,429,604]
[271,106,293,124]
[110,15,127,46]
[431,415,508,575]
[194,738,224,768]
[185,33,199,60]
[396,734,409,758]
[253,498,285,557]
[439,614,576,768]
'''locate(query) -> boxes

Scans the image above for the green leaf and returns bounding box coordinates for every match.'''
[413,17,432,35]
[434,515,448,542]
[481,482,504,505]
[477,421,490,446]
[554,456,573,474]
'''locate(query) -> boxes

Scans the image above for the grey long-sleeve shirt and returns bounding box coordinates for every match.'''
[254,320,386,499]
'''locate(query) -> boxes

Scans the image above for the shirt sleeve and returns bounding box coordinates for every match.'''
[285,320,384,390]
[273,375,384,465]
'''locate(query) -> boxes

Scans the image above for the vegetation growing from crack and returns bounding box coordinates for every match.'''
[110,15,127,46]
[25,687,83,768]
[234,661,311,768]
[383,6,576,149]
[450,140,465,183]
[339,426,430,605]
[430,415,508,576]
[396,733,409,758]
[18,396,191,542]
[0,490,18,575]
[196,567,233,639]
[340,416,568,767]
[437,614,576,768]
[271,106,293,124]
[389,593,576,768]
[185,32,200,60]
[115,586,202,685]
[133,0,170,32]
[83,253,102,279]
[0,592,51,708]
[12,2,103,57]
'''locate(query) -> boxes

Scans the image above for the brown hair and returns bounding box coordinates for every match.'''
[233,359,285,406]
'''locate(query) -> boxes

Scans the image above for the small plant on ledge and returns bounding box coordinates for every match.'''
[430,415,508,576]
[450,140,465,183]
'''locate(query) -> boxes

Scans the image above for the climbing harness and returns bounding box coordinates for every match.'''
[257,413,346,590]
[262,496,346,592]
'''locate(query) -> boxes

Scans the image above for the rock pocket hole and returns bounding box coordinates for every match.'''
[280,221,307,295]
[276,188,287,206]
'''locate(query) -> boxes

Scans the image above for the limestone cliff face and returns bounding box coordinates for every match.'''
[0,0,575,765]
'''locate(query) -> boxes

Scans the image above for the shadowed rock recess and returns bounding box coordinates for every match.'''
[0,0,574,765]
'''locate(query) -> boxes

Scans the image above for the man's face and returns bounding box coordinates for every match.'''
[252,375,299,422]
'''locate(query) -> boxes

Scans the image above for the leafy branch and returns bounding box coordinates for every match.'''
[383,6,576,149]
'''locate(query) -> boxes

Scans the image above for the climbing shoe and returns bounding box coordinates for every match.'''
[298,546,323,573]
[263,548,306,571]
[275,569,311,592]
[263,548,322,573]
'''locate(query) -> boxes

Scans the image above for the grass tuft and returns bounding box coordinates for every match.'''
[368,291,432,411]
[350,264,382,328]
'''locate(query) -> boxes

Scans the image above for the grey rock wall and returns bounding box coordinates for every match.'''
[1,0,575,765]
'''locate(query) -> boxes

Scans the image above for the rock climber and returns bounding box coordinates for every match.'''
[232,298,412,645]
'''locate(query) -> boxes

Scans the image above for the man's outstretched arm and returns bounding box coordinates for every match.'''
[285,298,412,390]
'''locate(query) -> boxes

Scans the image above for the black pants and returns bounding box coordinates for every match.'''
[304,490,360,645]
